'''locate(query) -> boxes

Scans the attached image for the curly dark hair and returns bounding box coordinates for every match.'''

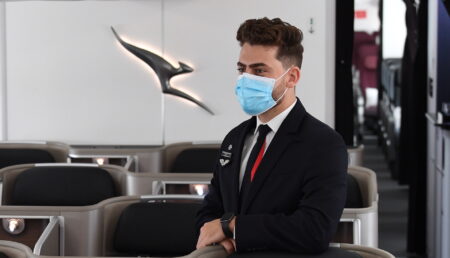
[236,17,304,69]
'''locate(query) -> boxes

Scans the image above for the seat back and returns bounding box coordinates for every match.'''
[11,166,117,206]
[345,174,364,209]
[347,166,378,208]
[162,142,220,173]
[170,148,220,173]
[102,195,202,257]
[114,202,201,256]
[0,164,127,205]
[0,142,69,169]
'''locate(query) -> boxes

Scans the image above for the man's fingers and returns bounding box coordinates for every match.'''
[219,240,235,254]
[196,232,205,249]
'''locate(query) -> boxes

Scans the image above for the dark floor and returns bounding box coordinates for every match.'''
[361,133,423,258]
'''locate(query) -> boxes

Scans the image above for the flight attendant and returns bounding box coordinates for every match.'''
[196,17,348,255]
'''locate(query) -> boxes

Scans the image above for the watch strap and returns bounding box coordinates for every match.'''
[220,213,234,238]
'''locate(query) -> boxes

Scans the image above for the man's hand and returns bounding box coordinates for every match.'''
[196,219,226,249]
[219,239,236,254]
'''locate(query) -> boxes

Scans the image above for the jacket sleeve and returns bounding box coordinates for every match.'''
[235,143,348,254]
[195,161,225,233]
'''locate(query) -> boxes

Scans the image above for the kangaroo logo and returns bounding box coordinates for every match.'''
[111,27,214,115]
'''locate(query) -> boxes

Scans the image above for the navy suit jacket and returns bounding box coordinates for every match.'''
[196,99,348,254]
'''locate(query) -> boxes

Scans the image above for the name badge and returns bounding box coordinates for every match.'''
[219,144,233,167]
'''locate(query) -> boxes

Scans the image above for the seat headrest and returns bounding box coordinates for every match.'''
[11,166,117,206]
[170,148,219,173]
[345,174,364,208]
[114,201,201,256]
[0,149,55,169]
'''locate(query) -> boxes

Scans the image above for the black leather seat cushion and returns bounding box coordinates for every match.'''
[114,202,201,256]
[345,174,364,208]
[0,149,55,169]
[11,167,117,206]
[170,148,219,173]
[228,247,362,258]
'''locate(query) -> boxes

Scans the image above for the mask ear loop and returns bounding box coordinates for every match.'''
[274,66,293,103]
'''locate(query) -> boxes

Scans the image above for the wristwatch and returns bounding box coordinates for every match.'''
[220,212,235,238]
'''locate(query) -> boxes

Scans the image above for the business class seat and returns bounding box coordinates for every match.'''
[339,166,378,248]
[101,195,386,258]
[0,164,133,256]
[0,142,69,169]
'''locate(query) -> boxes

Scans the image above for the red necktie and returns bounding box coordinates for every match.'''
[244,125,271,182]
[250,140,266,181]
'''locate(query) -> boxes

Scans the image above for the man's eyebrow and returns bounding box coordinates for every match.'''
[249,63,267,68]
[236,62,268,68]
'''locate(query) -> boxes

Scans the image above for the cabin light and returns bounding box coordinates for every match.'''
[95,158,106,165]
[2,218,25,235]
[189,184,209,196]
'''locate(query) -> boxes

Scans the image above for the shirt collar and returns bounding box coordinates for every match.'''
[254,100,297,135]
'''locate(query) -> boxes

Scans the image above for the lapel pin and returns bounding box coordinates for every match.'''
[228,144,232,150]
[220,159,230,167]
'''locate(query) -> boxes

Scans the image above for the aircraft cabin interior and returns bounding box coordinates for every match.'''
[0,0,449,258]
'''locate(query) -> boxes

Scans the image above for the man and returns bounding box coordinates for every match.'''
[196,17,347,255]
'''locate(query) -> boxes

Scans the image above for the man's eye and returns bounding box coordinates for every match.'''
[255,69,264,74]
[237,67,244,73]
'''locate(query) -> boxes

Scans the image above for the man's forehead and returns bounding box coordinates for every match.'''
[238,43,280,66]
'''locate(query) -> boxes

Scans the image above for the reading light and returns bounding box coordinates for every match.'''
[95,158,106,165]
[2,218,25,235]
[189,184,209,196]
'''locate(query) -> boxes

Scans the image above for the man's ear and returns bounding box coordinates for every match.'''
[286,67,301,88]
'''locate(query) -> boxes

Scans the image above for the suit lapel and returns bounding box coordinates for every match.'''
[228,117,256,213]
[241,100,307,214]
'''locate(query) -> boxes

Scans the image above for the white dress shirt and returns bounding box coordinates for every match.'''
[238,101,297,188]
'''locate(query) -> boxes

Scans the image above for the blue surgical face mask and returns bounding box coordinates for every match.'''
[235,68,291,116]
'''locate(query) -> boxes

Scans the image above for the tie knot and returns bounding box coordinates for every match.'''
[257,124,271,138]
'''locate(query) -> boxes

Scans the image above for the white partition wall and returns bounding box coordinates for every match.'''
[5,1,164,145]
[1,0,336,145]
